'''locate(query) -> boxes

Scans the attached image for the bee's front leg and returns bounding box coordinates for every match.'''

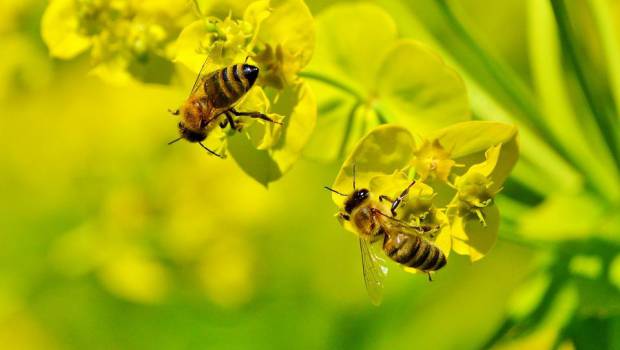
[387,181,417,217]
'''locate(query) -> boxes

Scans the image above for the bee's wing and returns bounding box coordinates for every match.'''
[374,210,430,238]
[189,54,214,97]
[359,237,388,306]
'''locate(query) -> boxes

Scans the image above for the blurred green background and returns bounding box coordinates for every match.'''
[1,0,619,349]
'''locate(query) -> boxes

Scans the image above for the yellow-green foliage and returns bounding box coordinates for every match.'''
[1,0,618,349]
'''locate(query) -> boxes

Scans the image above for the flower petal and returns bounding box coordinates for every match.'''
[41,0,91,59]
[376,40,470,133]
[451,203,500,261]
[228,81,316,185]
[331,125,416,205]
[307,3,398,93]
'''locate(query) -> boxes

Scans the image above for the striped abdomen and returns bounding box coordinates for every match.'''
[204,64,259,109]
[382,232,446,272]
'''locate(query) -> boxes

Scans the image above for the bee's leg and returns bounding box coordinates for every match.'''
[379,195,395,203]
[219,119,228,128]
[224,111,242,131]
[427,273,433,282]
[229,108,283,125]
[388,181,417,217]
[168,108,180,116]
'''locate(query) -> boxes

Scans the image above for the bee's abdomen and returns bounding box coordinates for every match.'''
[205,64,259,109]
[383,233,446,272]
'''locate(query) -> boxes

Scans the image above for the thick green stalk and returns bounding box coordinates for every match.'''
[588,0,620,122]
[434,0,613,201]
[338,101,361,159]
[298,71,365,102]
[433,0,547,134]
[550,0,620,170]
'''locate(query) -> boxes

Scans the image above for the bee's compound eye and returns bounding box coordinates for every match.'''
[358,189,370,200]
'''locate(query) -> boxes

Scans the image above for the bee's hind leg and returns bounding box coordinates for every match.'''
[229,108,282,125]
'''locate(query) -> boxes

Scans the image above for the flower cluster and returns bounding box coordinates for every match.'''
[173,0,316,185]
[42,0,193,84]
[329,122,519,265]
[41,0,317,185]
[303,3,470,162]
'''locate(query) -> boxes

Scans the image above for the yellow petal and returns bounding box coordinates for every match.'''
[41,0,91,59]
[307,3,397,92]
[376,40,470,133]
[228,81,316,185]
[331,125,416,206]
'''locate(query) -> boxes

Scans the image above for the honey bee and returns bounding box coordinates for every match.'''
[168,57,282,157]
[325,167,446,305]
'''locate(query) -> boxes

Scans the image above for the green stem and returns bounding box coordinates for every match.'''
[338,101,361,159]
[434,0,545,132]
[373,103,391,124]
[298,71,365,102]
[434,0,609,200]
[588,0,620,122]
[550,0,620,170]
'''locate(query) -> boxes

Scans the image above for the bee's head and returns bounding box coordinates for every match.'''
[242,64,259,87]
[178,122,206,143]
[345,189,370,214]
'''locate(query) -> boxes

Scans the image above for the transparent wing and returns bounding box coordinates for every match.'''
[359,237,388,306]
[189,53,213,97]
[373,209,436,238]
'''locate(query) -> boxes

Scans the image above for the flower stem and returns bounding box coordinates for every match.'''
[373,103,391,125]
[434,0,612,201]
[550,0,620,170]
[298,71,365,102]
[338,101,361,159]
[433,0,544,131]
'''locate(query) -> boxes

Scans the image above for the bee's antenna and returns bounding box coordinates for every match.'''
[168,137,183,145]
[244,55,250,63]
[352,163,357,190]
[198,142,223,158]
[324,186,347,197]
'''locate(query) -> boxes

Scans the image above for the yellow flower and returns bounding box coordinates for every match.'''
[174,0,313,88]
[453,144,502,224]
[449,144,504,261]
[411,139,457,183]
[42,0,189,84]
[174,0,316,185]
